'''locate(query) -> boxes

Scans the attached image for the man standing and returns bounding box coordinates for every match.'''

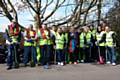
[55,27,65,66]
[84,26,93,62]
[62,27,68,64]
[89,24,97,62]
[23,24,37,67]
[95,24,106,64]
[105,26,116,66]
[5,19,21,70]
[37,24,51,69]
[79,27,86,63]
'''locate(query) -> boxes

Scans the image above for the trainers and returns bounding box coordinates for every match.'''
[58,62,61,65]
[44,65,49,69]
[106,61,111,64]
[81,60,84,63]
[112,63,116,66]
[69,62,72,64]
[24,64,27,67]
[7,66,12,70]
[77,60,80,63]
[97,61,104,64]
[60,62,64,66]
[74,62,77,64]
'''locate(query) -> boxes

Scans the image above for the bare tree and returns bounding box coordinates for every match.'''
[0,0,115,28]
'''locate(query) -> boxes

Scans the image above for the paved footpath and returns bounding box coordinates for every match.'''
[0,63,120,80]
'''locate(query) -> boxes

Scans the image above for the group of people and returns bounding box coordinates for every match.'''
[5,19,117,70]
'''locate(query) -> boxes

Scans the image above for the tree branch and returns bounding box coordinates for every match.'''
[26,0,38,13]
[82,0,97,25]
[0,0,13,21]
[41,0,66,23]
[41,0,54,19]
[8,0,18,22]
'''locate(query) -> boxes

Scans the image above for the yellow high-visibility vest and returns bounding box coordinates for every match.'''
[37,29,49,46]
[55,33,65,49]
[24,30,36,46]
[79,32,85,48]
[96,31,106,46]
[85,31,91,47]
[106,31,115,47]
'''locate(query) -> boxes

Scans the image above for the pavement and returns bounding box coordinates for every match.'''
[0,63,120,80]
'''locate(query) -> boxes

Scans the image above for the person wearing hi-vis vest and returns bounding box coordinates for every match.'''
[50,26,57,63]
[79,27,86,63]
[5,19,21,70]
[62,27,68,64]
[37,24,51,69]
[95,24,106,64]
[23,24,37,67]
[55,27,65,66]
[89,24,97,62]
[105,26,116,66]
[84,26,93,63]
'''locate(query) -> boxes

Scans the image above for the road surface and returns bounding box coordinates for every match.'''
[0,63,120,80]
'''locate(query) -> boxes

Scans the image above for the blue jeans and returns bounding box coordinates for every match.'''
[63,48,67,63]
[56,49,64,62]
[107,47,116,63]
[40,45,51,65]
[7,44,19,67]
[23,46,37,65]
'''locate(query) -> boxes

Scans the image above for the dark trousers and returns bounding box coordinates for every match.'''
[7,44,19,67]
[79,48,85,60]
[91,45,98,61]
[99,46,106,62]
[63,48,68,63]
[69,49,78,62]
[23,46,37,65]
[107,47,116,63]
[40,45,51,65]
[84,47,91,62]
[56,49,64,62]
[49,45,54,63]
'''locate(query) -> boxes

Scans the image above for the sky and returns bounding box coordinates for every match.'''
[0,0,116,32]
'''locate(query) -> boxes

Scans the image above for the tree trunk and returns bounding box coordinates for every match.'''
[97,0,102,26]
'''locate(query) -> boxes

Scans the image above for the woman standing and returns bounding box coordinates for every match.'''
[68,27,79,64]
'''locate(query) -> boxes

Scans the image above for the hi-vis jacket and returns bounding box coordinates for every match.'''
[55,32,65,49]
[106,31,116,47]
[6,23,21,44]
[96,31,106,46]
[24,29,36,46]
